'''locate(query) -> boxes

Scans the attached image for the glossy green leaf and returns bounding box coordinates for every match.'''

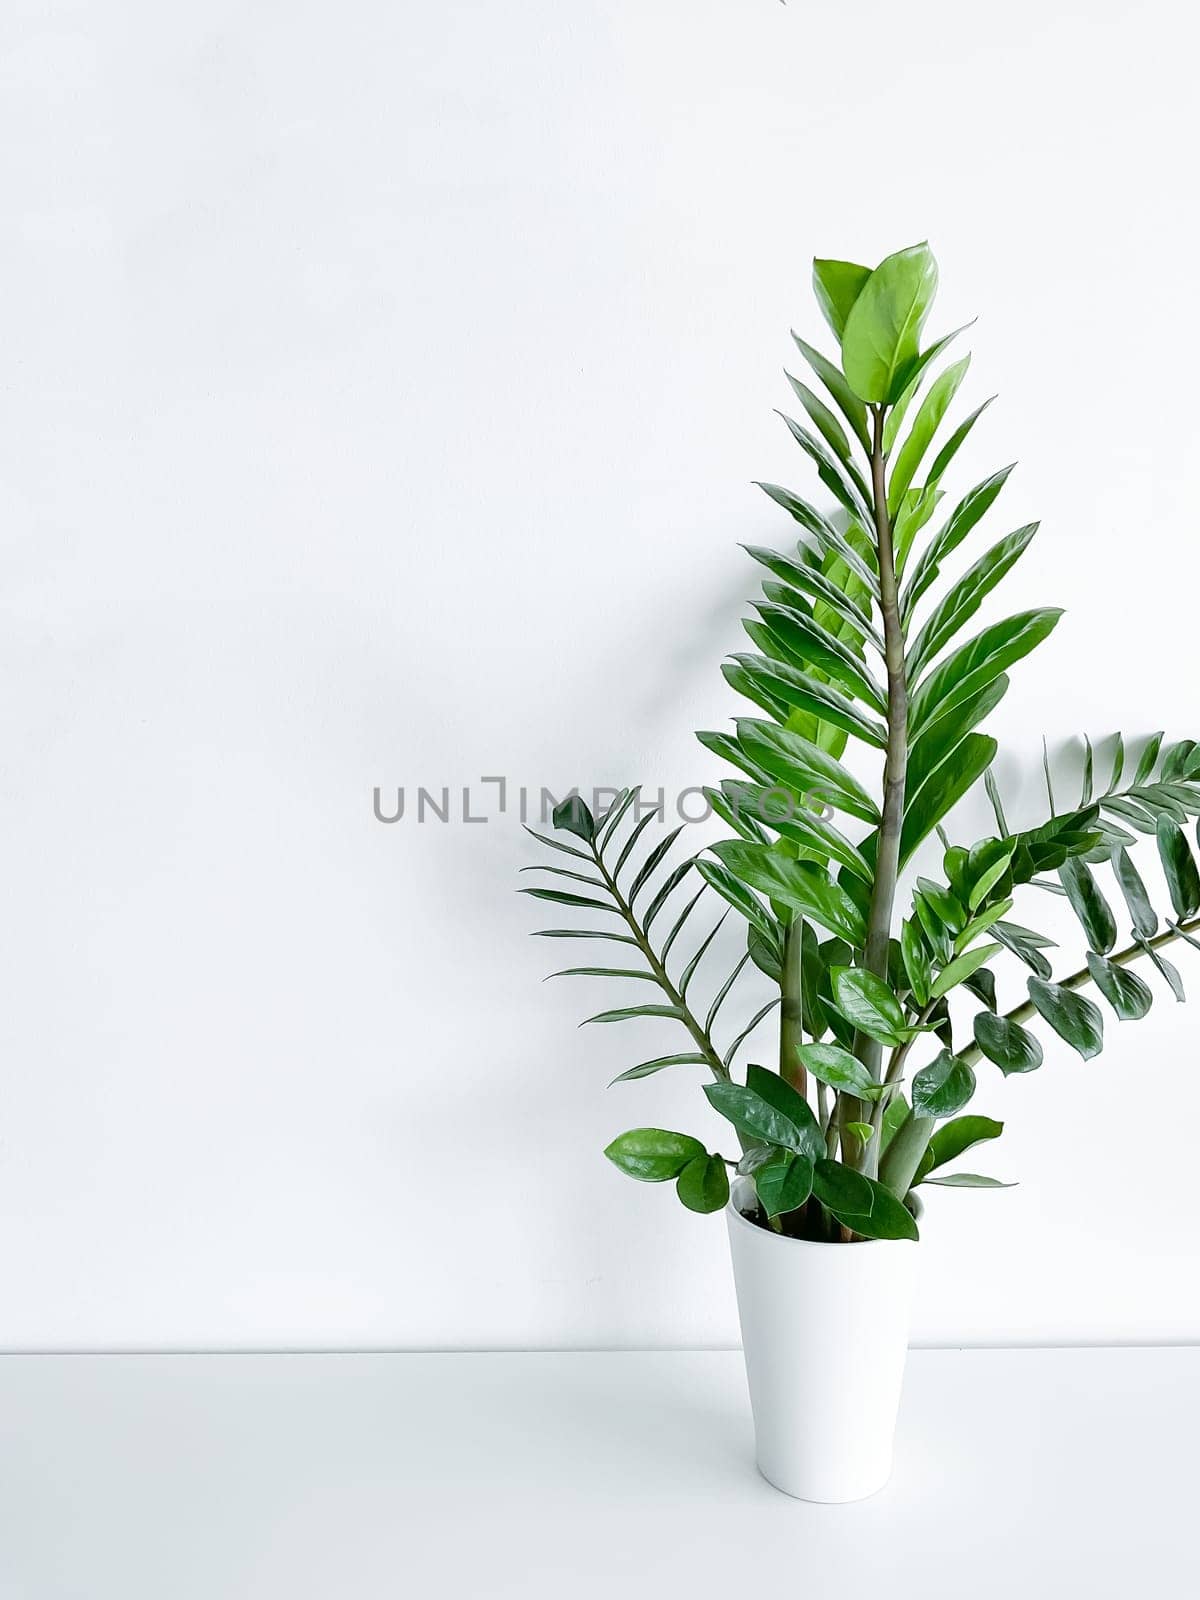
[812,257,872,341]
[1058,858,1117,954]
[530,928,640,946]
[900,733,998,867]
[754,604,886,713]
[604,1128,705,1182]
[906,524,1039,683]
[708,841,867,944]
[930,943,1001,1001]
[1133,732,1165,787]
[1157,816,1200,918]
[1110,846,1159,939]
[737,719,879,823]
[840,242,938,403]
[923,1172,1014,1188]
[901,919,932,1005]
[973,1011,1043,1074]
[887,355,970,516]
[830,966,910,1046]
[582,1003,683,1026]
[901,465,1015,618]
[729,654,887,749]
[911,1050,976,1117]
[608,1054,710,1084]
[926,397,995,486]
[694,859,776,939]
[1085,953,1153,1021]
[521,887,618,912]
[910,611,1063,738]
[1027,977,1104,1059]
[753,1152,814,1218]
[906,676,1010,801]
[523,825,593,861]
[548,966,656,982]
[704,1078,822,1162]
[1139,938,1186,1002]
[794,1042,881,1099]
[991,920,1056,979]
[924,1115,1003,1173]
[791,334,871,454]
[742,544,880,649]
[723,781,872,883]
[812,1157,874,1216]
[783,373,862,485]
[553,794,595,841]
[676,1153,730,1214]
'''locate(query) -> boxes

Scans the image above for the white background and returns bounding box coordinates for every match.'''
[1,0,1197,1352]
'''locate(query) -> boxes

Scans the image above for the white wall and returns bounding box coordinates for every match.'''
[2,0,1197,1351]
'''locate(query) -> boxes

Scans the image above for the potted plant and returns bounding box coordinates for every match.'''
[523,242,1200,1502]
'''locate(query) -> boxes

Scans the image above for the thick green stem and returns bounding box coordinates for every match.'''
[878,1107,935,1196]
[779,916,807,1097]
[845,403,909,1175]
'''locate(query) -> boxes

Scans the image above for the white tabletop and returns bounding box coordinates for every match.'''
[0,1347,1192,1597]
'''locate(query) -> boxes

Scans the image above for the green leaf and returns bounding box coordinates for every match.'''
[812,1157,873,1216]
[754,604,886,713]
[909,610,1064,739]
[901,465,1015,618]
[1157,816,1200,919]
[1085,953,1153,1021]
[1139,938,1186,1002]
[604,1128,705,1182]
[1111,847,1159,939]
[815,1163,920,1240]
[830,966,910,1047]
[886,355,971,516]
[729,654,887,749]
[901,919,932,1005]
[881,1092,910,1152]
[708,841,867,944]
[531,928,640,946]
[930,943,1001,1001]
[548,966,657,981]
[900,733,998,867]
[794,1042,881,1099]
[924,1115,1003,1173]
[744,1063,825,1156]
[791,334,871,454]
[553,794,595,841]
[906,524,1039,682]
[1133,732,1165,786]
[991,920,1055,980]
[695,859,776,939]
[737,719,880,824]
[753,1152,815,1218]
[521,887,619,912]
[840,242,938,403]
[1027,977,1105,1059]
[742,544,880,649]
[676,1153,730,1214]
[722,781,873,883]
[523,825,593,861]
[1058,858,1117,954]
[923,1172,1014,1189]
[846,1121,874,1144]
[906,676,1010,803]
[812,257,872,341]
[582,1003,683,1026]
[926,397,995,486]
[783,374,863,486]
[911,1050,976,1118]
[704,1079,823,1162]
[609,1055,710,1084]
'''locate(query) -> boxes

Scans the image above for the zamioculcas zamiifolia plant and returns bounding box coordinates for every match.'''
[525,242,1200,1248]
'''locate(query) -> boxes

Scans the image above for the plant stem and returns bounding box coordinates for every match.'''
[779,915,807,1097]
[846,403,909,1175]
[590,845,730,1082]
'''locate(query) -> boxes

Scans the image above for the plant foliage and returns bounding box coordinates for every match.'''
[524,243,1200,1241]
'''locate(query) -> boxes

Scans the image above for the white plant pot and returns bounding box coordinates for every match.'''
[726,1179,919,1503]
